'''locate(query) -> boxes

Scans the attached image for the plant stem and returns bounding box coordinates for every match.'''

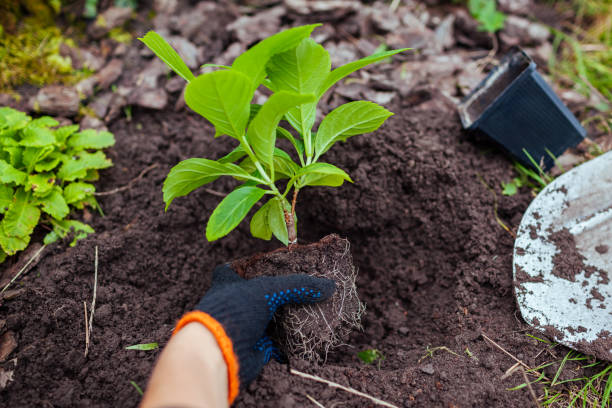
[303,128,313,164]
[284,188,299,244]
[238,134,280,194]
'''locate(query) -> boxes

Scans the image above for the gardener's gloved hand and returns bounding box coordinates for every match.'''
[173,263,336,404]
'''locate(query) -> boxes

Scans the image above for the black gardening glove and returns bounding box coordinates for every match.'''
[174,263,335,404]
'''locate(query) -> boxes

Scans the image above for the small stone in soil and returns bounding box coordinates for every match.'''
[132,89,168,110]
[31,86,80,117]
[165,76,185,93]
[420,363,435,375]
[75,77,97,100]
[95,59,124,91]
[0,331,17,362]
[502,15,550,45]
[80,115,108,131]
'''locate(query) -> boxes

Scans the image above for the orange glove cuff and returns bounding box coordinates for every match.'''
[173,310,240,404]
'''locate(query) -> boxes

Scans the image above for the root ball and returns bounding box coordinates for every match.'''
[232,234,365,362]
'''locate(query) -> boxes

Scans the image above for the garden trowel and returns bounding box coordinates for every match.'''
[513,150,612,362]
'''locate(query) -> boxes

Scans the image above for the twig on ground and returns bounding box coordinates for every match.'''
[1,244,46,294]
[306,394,327,408]
[85,246,99,357]
[482,332,530,370]
[290,368,398,408]
[84,301,90,357]
[94,163,158,196]
[520,365,540,407]
[502,362,540,407]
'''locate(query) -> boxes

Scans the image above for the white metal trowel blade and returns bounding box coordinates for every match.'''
[513,151,612,361]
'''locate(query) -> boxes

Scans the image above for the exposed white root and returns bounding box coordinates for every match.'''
[280,239,365,362]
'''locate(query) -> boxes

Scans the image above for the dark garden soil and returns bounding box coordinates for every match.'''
[1,1,605,407]
[1,97,555,407]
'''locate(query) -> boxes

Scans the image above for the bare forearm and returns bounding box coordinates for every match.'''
[140,323,229,408]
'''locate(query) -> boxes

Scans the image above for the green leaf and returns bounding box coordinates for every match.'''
[200,63,231,70]
[163,158,258,210]
[43,229,60,245]
[54,124,79,145]
[314,101,393,159]
[0,107,29,131]
[273,148,299,178]
[0,190,40,255]
[206,186,266,241]
[237,156,256,175]
[267,38,331,134]
[250,199,272,240]
[125,342,159,351]
[46,219,94,246]
[357,349,384,365]
[4,147,22,167]
[23,146,54,171]
[268,197,288,245]
[0,159,27,185]
[469,0,506,33]
[248,104,262,124]
[232,24,321,89]
[38,188,69,219]
[0,248,6,263]
[19,125,56,147]
[34,155,61,172]
[0,185,13,214]
[218,146,247,164]
[26,173,55,197]
[501,180,520,196]
[64,182,96,204]
[0,225,30,255]
[277,127,304,156]
[28,116,58,128]
[318,48,409,98]
[67,129,115,150]
[246,92,315,166]
[57,151,113,181]
[297,163,352,188]
[138,31,195,82]
[184,70,253,139]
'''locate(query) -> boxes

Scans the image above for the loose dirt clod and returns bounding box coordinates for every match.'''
[232,234,365,362]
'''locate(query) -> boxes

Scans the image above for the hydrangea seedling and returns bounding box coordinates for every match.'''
[140,25,407,245]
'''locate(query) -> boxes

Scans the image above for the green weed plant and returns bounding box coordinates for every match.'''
[0,107,115,263]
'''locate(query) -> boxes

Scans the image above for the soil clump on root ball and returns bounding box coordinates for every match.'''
[232,234,365,362]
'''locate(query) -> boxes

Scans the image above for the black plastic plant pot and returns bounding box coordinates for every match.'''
[458,48,586,170]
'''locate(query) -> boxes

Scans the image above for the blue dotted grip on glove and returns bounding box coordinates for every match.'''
[181,263,335,404]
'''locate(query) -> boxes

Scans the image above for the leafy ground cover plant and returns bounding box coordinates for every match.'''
[140,25,406,245]
[0,107,115,263]
[468,0,506,33]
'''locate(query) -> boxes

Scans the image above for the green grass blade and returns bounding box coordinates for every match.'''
[125,342,159,351]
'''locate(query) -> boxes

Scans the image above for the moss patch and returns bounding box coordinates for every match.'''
[0,0,91,92]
